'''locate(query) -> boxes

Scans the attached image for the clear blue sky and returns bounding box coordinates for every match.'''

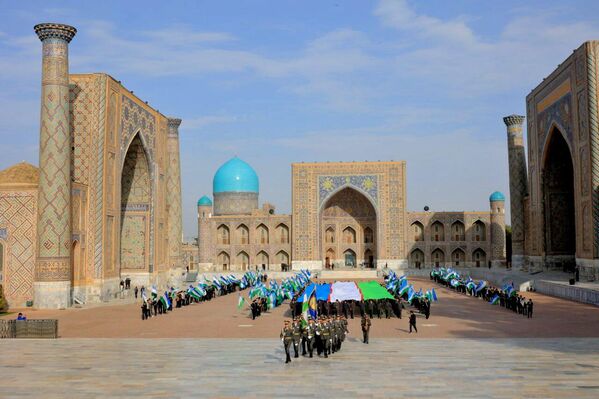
[2,0,599,239]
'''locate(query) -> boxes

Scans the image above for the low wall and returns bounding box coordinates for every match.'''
[0,319,58,339]
[534,281,599,307]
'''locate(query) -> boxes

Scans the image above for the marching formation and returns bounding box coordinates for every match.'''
[280,315,349,363]
[430,267,534,317]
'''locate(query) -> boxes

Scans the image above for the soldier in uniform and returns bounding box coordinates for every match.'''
[409,311,418,333]
[337,316,349,351]
[291,317,302,358]
[321,317,331,357]
[315,317,323,356]
[305,318,317,358]
[280,320,294,363]
[331,317,339,353]
[361,315,371,344]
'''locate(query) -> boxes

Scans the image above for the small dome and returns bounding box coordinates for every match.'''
[197,196,212,206]
[213,157,259,194]
[489,191,505,202]
[0,162,39,185]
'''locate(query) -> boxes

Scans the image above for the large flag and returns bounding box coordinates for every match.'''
[431,288,438,302]
[151,285,157,298]
[237,294,246,311]
[475,280,487,293]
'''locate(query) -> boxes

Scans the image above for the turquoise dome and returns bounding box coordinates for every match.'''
[197,196,212,206]
[489,191,505,202]
[213,157,259,194]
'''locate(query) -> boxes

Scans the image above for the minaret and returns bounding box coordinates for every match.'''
[504,115,527,269]
[33,23,77,308]
[489,192,506,266]
[197,196,214,270]
[166,118,183,269]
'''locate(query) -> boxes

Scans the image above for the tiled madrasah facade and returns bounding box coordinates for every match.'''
[507,41,599,281]
[194,159,506,272]
[0,24,183,308]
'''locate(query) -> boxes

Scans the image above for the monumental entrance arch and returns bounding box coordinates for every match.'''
[291,161,407,270]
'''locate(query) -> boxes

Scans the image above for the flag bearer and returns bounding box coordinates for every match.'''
[280,320,294,364]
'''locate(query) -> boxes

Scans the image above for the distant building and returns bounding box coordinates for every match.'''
[196,159,505,271]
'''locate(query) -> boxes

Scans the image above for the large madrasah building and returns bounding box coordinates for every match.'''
[195,158,507,272]
[0,24,184,308]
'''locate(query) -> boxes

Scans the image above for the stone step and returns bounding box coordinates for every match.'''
[317,270,379,279]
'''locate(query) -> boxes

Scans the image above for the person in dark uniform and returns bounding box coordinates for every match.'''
[291,317,302,358]
[320,318,331,358]
[280,320,294,363]
[141,300,148,320]
[361,315,371,344]
[349,300,355,319]
[366,300,373,319]
[305,319,316,358]
[385,299,392,319]
[527,299,534,318]
[409,311,418,333]
[359,300,365,318]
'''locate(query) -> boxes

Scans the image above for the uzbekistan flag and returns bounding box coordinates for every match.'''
[237,294,246,310]
[431,288,438,302]
[490,294,500,305]
[160,292,171,309]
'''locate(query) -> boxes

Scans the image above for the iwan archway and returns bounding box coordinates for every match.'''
[320,187,377,268]
[542,127,576,268]
[120,133,152,276]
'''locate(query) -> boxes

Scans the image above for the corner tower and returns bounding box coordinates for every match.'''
[33,23,77,309]
[504,115,527,268]
[212,157,259,215]
[489,191,506,266]
[197,196,213,269]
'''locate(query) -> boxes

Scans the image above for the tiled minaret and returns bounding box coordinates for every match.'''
[490,193,506,266]
[33,23,77,308]
[504,115,527,269]
[166,118,183,269]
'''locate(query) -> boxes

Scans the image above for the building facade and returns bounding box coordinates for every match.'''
[0,23,184,308]
[507,40,599,281]
[196,159,505,271]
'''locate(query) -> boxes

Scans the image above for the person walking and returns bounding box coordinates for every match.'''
[134,286,138,299]
[361,315,371,344]
[409,311,418,333]
[280,320,294,364]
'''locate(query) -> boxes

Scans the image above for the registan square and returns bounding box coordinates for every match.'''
[1,1,599,398]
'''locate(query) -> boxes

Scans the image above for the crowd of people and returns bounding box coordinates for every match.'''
[430,267,534,318]
[141,271,266,320]
[280,315,350,362]
[290,297,407,320]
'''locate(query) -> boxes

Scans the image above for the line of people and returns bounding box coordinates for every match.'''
[280,315,349,363]
[290,298,407,320]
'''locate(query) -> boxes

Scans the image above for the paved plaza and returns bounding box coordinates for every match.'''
[1,338,599,398]
[3,277,599,339]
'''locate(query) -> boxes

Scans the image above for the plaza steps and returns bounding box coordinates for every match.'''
[316,269,379,280]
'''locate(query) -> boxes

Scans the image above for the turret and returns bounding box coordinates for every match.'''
[489,191,506,266]
[197,196,213,269]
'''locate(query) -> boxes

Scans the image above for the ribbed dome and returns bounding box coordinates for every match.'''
[213,157,259,194]
[197,196,212,206]
[489,191,505,202]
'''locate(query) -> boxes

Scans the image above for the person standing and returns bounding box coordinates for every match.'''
[291,317,302,358]
[305,319,316,358]
[134,286,139,299]
[361,315,371,344]
[527,299,534,319]
[409,311,418,333]
[280,320,294,364]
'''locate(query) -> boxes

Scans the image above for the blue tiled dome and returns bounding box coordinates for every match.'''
[213,157,259,194]
[197,195,212,206]
[489,191,505,202]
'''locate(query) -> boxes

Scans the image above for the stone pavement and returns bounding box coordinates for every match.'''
[1,338,599,398]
